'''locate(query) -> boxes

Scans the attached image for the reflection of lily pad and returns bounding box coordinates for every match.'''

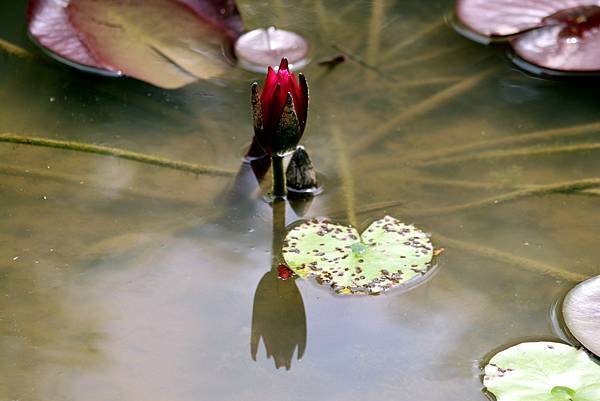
[483,342,600,401]
[564,275,600,357]
[281,216,435,295]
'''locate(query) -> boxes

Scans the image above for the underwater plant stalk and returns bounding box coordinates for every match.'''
[351,66,497,153]
[0,38,36,60]
[272,155,287,197]
[332,126,358,227]
[0,133,235,177]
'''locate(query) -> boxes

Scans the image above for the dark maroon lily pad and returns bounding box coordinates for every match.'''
[27,0,244,89]
[455,0,600,38]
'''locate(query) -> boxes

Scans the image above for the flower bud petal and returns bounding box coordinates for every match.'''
[251,82,263,134]
[273,92,302,156]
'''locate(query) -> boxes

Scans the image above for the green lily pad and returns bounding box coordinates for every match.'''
[281,216,435,295]
[483,342,600,401]
[563,275,600,358]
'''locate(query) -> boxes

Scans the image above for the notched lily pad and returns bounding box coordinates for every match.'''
[281,216,436,295]
[455,0,600,75]
[563,275,600,358]
[483,342,600,401]
[455,0,599,38]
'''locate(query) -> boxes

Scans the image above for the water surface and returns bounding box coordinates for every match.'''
[1,1,599,400]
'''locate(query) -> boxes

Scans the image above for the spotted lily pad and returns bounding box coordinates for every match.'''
[564,275,600,357]
[483,342,600,401]
[281,216,435,295]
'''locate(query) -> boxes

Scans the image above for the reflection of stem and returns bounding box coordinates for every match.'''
[332,126,358,227]
[416,143,600,168]
[433,233,589,282]
[272,198,286,266]
[0,133,235,177]
[350,178,600,217]
[271,155,287,197]
[351,67,496,153]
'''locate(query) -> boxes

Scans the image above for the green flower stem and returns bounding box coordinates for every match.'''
[271,155,287,198]
[0,133,236,177]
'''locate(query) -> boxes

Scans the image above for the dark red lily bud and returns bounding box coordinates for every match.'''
[251,58,309,156]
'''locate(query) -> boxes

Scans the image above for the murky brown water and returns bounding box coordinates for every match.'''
[1,0,599,400]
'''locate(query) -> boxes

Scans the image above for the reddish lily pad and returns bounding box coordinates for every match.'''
[512,6,600,72]
[456,0,600,75]
[27,0,244,89]
[456,0,600,38]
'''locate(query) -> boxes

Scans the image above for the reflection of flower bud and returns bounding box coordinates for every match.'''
[250,269,307,370]
[251,58,309,156]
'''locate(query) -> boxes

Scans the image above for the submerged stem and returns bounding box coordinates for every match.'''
[351,67,497,153]
[378,19,446,63]
[0,133,236,177]
[332,126,358,227]
[365,0,385,68]
[433,233,588,282]
[0,38,37,60]
[349,178,600,217]
[0,163,200,206]
[416,143,600,168]
[406,121,600,165]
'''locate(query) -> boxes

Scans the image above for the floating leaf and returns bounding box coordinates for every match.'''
[564,275,600,357]
[511,6,600,73]
[234,27,310,73]
[27,0,244,89]
[281,216,435,295]
[455,0,600,74]
[483,342,600,401]
[455,0,600,38]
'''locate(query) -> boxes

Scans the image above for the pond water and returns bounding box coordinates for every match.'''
[1,0,599,400]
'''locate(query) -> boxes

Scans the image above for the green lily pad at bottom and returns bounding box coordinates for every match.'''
[484,342,600,401]
[282,216,435,295]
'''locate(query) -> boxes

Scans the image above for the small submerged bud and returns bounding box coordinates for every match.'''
[286,146,319,193]
[277,263,294,280]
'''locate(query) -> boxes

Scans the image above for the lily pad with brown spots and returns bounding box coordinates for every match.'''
[281,216,436,295]
[483,342,600,401]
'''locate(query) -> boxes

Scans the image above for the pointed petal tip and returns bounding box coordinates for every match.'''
[279,57,289,71]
